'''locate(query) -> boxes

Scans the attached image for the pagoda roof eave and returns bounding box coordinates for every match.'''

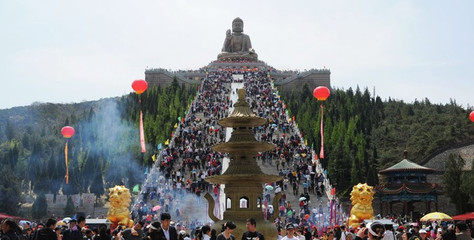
[379,159,435,174]
[375,182,438,194]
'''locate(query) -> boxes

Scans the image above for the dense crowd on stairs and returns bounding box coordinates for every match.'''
[241,71,336,230]
[131,69,337,236]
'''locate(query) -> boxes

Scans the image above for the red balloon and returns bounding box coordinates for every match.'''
[61,126,75,138]
[132,79,148,94]
[470,111,474,122]
[313,86,330,101]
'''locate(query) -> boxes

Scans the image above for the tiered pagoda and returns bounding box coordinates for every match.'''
[204,89,282,239]
[375,151,439,217]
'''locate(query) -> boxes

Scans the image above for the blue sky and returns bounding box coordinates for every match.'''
[1,0,473,110]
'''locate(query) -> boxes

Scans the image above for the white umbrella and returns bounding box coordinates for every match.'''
[299,197,306,201]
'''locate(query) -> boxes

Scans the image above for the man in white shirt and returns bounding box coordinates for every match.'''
[382,225,394,240]
[282,224,299,240]
[340,225,348,240]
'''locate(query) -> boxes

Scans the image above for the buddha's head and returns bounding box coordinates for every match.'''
[232,17,244,33]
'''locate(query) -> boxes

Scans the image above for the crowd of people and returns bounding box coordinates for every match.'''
[2,216,472,240]
[3,69,471,240]
[131,69,332,228]
[131,70,238,226]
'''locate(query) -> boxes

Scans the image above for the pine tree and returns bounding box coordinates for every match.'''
[460,162,474,211]
[5,121,15,141]
[0,162,22,215]
[90,165,105,199]
[64,196,75,216]
[366,147,379,186]
[32,193,48,220]
[442,153,469,213]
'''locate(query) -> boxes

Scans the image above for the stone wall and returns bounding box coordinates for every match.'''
[145,71,201,89]
[144,65,331,93]
[41,193,109,218]
[276,71,331,92]
[424,144,474,172]
[145,72,175,88]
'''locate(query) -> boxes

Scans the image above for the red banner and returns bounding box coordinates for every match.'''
[140,110,146,153]
[65,140,69,184]
[320,103,325,159]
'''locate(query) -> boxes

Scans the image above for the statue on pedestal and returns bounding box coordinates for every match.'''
[107,185,134,229]
[349,183,375,228]
[217,17,258,61]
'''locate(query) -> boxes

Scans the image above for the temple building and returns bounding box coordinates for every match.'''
[375,152,439,217]
[144,17,330,93]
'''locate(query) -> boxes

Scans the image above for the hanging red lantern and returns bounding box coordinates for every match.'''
[61,126,75,184]
[61,126,75,138]
[470,111,474,122]
[313,86,330,159]
[313,86,330,101]
[131,79,148,94]
[132,79,148,153]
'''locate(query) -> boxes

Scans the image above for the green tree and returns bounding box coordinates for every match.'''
[5,121,15,141]
[64,196,75,216]
[460,160,474,211]
[90,165,105,199]
[443,154,469,213]
[0,162,22,215]
[366,147,380,186]
[32,193,48,220]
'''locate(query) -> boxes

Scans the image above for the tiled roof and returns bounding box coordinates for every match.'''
[379,159,435,174]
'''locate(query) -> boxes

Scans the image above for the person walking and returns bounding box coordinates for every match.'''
[454,223,471,240]
[70,217,85,240]
[119,221,144,240]
[355,222,385,240]
[217,221,236,240]
[1,219,20,240]
[159,213,178,240]
[145,221,166,240]
[35,219,58,240]
[199,226,212,240]
[281,224,298,240]
[241,218,264,240]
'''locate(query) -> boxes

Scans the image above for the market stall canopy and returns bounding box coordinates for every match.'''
[420,212,452,222]
[0,213,27,220]
[452,212,474,221]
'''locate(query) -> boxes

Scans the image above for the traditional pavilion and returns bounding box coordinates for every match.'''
[375,151,439,217]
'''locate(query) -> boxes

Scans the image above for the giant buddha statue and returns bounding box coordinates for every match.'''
[217,17,258,61]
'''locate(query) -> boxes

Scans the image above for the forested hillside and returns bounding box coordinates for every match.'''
[0,79,196,215]
[281,84,474,197]
[0,79,473,215]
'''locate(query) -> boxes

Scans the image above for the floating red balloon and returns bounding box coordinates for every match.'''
[313,86,330,101]
[61,126,75,138]
[132,79,148,94]
[470,111,474,122]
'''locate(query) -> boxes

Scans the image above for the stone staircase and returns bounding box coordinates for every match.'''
[133,70,336,227]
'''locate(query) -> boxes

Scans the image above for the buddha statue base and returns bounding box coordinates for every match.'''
[217,51,258,62]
